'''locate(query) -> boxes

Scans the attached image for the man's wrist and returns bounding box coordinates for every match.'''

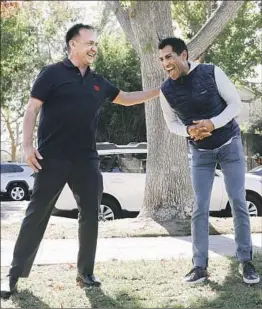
[209,118,216,130]
[23,143,33,149]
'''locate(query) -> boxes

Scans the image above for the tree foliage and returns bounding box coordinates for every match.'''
[1,1,84,109]
[94,34,145,143]
[1,2,40,110]
[0,1,84,160]
[172,0,261,84]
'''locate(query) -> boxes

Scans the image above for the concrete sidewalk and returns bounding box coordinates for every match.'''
[1,234,261,267]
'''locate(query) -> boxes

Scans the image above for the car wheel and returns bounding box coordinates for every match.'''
[246,194,262,217]
[224,194,262,217]
[8,183,28,201]
[98,196,122,222]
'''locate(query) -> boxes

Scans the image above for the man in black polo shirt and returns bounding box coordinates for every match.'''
[1,23,159,297]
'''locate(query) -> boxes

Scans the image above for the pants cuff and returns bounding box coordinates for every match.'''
[193,257,208,268]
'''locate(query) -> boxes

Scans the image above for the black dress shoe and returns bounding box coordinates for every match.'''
[1,276,19,298]
[76,274,101,288]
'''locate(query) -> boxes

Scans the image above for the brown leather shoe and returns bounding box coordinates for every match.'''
[76,274,101,288]
[1,276,19,298]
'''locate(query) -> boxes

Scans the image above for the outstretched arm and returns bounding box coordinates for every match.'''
[112,88,160,106]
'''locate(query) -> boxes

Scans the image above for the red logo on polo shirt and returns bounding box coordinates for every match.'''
[94,85,100,91]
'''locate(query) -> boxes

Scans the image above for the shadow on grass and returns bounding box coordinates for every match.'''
[157,218,227,236]
[84,286,143,308]
[83,255,262,308]
[10,289,50,308]
[192,255,262,308]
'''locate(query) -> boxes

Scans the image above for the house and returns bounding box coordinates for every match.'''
[236,85,262,170]
[236,85,262,125]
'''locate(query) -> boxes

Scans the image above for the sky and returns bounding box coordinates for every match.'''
[68,1,104,24]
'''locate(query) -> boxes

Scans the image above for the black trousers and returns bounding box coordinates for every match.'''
[9,157,103,278]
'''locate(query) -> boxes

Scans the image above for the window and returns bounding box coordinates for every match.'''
[14,165,24,172]
[118,153,147,173]
[99,152,147,173]
[0,164,9,174]
[0,164,24,173]
[1,164,14,173]
[99,154,121,172]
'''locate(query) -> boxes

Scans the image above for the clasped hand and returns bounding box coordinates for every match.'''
[187,119,215,141]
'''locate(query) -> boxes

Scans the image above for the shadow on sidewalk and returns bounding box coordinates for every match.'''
[158,219,262,257]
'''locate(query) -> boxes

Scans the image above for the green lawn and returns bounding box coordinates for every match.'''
[1,254,262,308]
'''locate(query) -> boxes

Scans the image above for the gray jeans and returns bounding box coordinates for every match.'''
[190,135,252,268]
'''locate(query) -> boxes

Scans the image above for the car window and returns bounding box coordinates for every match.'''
[1,164,15,173]
[118,153,147,173]
[99,154,121,172]
[249,166,262,173]
[14,165,24,172]
[249,169,262,176]
[0,164,8,173]
[0,164,25,173]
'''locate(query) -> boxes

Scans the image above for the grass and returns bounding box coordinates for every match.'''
[1,254,262,308]
[1,216,262,240]
[98,216,262,238]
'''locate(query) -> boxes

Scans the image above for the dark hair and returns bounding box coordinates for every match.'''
[66,23,94,50]
[158,37,188,60]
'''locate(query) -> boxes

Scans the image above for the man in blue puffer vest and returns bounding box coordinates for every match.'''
[159,37,260,285]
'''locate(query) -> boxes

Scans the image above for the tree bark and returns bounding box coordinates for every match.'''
[106,0,245,222]
[105,1,138,50]
[1,110,17,161]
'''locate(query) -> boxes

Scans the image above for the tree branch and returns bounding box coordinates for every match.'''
[106,1,137,50]
[187,0,245,60]
[1,109,6,121]
[206,0,212,19]
[96,4,111,35]
[2,110,15,145]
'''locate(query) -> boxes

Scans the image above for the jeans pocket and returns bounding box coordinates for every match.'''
[222,136,245,162]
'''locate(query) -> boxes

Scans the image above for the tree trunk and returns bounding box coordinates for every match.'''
[11,144,17,161]
[1,110,17,161]
[107,0,245,222]
[135,2,194,220]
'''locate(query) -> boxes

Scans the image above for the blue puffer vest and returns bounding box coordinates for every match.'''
[161,63,240,149]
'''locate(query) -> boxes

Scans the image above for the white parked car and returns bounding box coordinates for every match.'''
[0,162,34,201]
[54,143,262,220]
[249,165,262,177]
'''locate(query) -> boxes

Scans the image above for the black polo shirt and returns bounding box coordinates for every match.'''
[31,58,120,161]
